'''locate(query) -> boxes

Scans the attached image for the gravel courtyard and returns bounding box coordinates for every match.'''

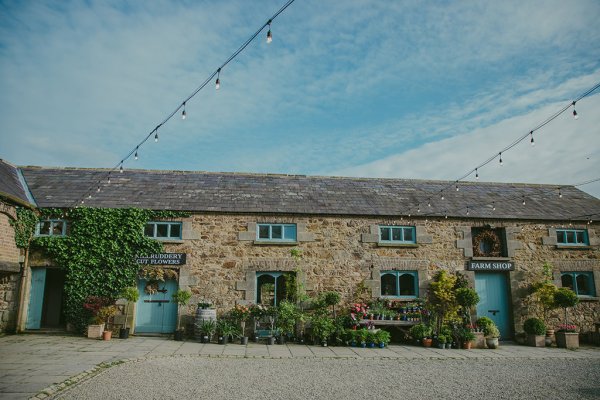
[56,357,600,400]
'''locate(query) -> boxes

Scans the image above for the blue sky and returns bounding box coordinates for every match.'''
[1,0,600,198]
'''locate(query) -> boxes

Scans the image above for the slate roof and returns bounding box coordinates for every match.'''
[19,166,600,221]
[0,159,32,206]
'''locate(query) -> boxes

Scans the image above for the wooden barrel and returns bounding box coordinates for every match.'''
[194,308,217,340]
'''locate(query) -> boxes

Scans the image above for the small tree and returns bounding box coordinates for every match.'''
[428,271,459,332]
[455,287,479,326]
[553,287,579,326]
[120,286,139,330]
[172,289,192,331]
[320,291,341,318]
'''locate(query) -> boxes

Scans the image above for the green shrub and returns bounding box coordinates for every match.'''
[375,330,391,345]
[523,317,546,335]
[409,323,432,340]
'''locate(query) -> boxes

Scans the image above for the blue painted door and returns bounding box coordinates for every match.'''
[475,272,512,338]
[135,279,178,333]
[26,268,47,329]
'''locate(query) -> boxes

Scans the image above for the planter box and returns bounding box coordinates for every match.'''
[526,334,545,347]
[87,324,104,339]
[556,332,579,349]
[474,331,485,349]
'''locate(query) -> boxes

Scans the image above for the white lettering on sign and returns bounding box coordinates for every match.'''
[468,261,514,271]
[136,253,186,265]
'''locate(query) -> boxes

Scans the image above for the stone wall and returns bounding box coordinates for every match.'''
[0,202,22,333]
[159,214,599,337]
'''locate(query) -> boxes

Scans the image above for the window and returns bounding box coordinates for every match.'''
[35,220,67,237]
[556,229,589,246]
[380,271,418,298]
[379,226,416,244]
[144,222,182,240]
[256,272,295,306]
[256,224,297,242]
[561,272,596,297]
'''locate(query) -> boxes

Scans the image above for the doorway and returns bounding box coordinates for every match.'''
[135,279,178,334]
[26,268,65,329]
[475,272,512,339]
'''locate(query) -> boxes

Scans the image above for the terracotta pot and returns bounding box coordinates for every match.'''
[422,338,433,347]
[462,341,473,349]
[102,330,112,341]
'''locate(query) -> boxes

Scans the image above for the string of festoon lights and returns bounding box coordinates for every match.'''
[401,81,600,220]
[411,176,600,225]
[71,0,296,209]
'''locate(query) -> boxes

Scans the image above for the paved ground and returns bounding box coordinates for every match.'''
[0,334,598,399]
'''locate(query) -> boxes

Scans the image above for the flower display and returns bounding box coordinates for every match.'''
[557,324,577,333]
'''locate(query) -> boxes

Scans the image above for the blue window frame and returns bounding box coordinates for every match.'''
[380,271,418,298]
[35,219,67,237]
[379,226,416,244]
[556,229,588,246]
[256,272,293,306]
[256,223,297,242]
[144,221,182,240]
[561,272,596,297]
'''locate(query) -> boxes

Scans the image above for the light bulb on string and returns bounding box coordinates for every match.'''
[530,131,535,146]
[492,202,496,211]
[417,206,421,213]
[522,196,526,206]
[466,206,470,216]
[428,198,431,207]
[572,101,578,119]
[119,163,124,173]
[182,102,186,120]
[499,152,503,166]
[475,168,479,180]
[107,175,111,184]
[97,186,100,193]
[134,147,139,160]
[569,220,572,227]
[88,194,92,200]
[559,188,562,198]
[456,184,459,192]
[441,192,444,200]
[266,20,273,43]
[154,130,159,143]
[216,69,221,90]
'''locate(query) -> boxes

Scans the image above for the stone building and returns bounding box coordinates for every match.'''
[6,164,600,339]
[0,160,35,333]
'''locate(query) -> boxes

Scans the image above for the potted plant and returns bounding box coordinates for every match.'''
[230,304,250,345]
[83,296,113,339]
[409,323,432,346]
[376,330,391,348]
[554,287,580,349]
[197,319,216,343]
[523,317,546,347]
[276,300,298,344]
[119,286,139,339]
[456,287,480,327]
[459,327,476,349]
[216,320,237,345]
[356,328,368,348]
[172,289,192,341]
[97,305,118,340]
[437,334,446,349]
[484,325,500,349]
[366,330,376,348]
[310,313,334,347]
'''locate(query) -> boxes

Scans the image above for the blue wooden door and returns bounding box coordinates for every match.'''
[26,268,47,329]
[135,279,178,333]
[475,272,512,338]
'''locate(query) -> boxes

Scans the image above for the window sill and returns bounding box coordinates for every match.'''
[253,240,298,246]
[577,296,599,302]
[377,243,418,248]
[471,256,511,261]
[380,296,418,300]
[555,245,591,250]
[151,238,184,244]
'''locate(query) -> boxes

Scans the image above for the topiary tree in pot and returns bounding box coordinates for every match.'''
[172,289,192,341]
[553,287,580,348]
[553,287,579,327]
[456,287,480,327]
[119,286,139,339]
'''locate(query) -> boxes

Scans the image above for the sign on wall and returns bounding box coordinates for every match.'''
[467,260,514,271]
[136,253,186,266]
